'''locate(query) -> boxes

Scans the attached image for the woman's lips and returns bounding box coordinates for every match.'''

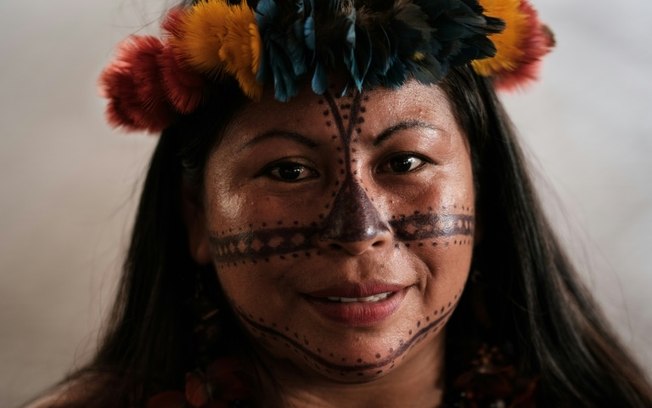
[303,283,409,327]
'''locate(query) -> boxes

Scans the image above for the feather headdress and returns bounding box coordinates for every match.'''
[100,0,554,132]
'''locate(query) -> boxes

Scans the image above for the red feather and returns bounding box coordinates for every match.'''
[494,1,555,91]
[100,62,144,131]
[99,36,175,132]
[162,7,186,40]
[128,36,176,131]
[159,45,206,114]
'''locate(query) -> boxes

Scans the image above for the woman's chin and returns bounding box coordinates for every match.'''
[248,318,446,384]
[236,285,458,383]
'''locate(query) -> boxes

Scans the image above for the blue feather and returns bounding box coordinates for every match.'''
[251,0,504,101]
[269,46,297,102]
[311,62,328,94]
[304,16,315,50]
[354,27,373,86]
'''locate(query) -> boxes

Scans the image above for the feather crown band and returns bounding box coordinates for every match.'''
[100,0,554,132]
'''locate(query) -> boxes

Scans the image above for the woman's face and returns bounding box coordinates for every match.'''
[192,81,475,382]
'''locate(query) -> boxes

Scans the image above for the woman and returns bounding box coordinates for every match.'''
[29,0,652,406]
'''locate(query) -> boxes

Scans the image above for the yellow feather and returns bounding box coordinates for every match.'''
[248,23,262,75]
[182,2,230,72]
[473,0,528,76]
[218,3,262,99]
[173,1,262,99]
[412,51,426,62]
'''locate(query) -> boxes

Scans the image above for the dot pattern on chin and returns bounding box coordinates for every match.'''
[233,289,463,380]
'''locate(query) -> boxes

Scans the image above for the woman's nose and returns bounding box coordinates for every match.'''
[317,177,391,255]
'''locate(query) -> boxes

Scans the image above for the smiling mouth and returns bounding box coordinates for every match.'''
[303,284,408,326]
[324,292,392,303]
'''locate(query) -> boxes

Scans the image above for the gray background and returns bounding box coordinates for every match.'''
[1,0,650,406]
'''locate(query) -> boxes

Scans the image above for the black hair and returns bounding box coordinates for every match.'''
[33,66,651,407]
[440,68,652,406]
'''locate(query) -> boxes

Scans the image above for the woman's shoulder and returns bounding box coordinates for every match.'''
[22,373,112,408]
[23,391,71,408]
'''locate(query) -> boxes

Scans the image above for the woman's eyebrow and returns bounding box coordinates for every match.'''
[239,130,320,152]
[373,120,440,146]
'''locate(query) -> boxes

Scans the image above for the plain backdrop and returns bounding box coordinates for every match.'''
[1,0,651,406]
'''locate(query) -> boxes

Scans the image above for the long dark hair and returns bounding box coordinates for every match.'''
[50,66,651,407]
[440,68,652,406]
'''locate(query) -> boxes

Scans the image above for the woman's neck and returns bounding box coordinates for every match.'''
[256,333,446,407]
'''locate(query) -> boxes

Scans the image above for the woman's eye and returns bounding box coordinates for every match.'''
[381,154,428,174]
[264,162,317,182]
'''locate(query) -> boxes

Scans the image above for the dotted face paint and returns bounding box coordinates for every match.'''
[200,81,475,383]
[209,89,473,265]
[209,209,473,265]
[233,290,462,379]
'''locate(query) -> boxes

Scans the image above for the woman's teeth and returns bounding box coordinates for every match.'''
[326,292,392,303]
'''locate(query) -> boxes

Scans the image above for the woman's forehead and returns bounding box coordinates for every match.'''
[222,81,459,145]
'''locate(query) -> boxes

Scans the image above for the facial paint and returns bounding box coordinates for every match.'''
[209,209,473,265]
[233,290,461,379]
[209,90,474,265]
[206,85,475,383]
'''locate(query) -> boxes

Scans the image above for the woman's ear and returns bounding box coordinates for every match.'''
[182,185,211,265]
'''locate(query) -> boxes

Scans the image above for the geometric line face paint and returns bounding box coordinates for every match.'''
[235,296,459,375]
[318,91,389,244]
[206,84,476,390]
[208,212,474,263]
[391,213,474,241]
[208,88,475,265]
